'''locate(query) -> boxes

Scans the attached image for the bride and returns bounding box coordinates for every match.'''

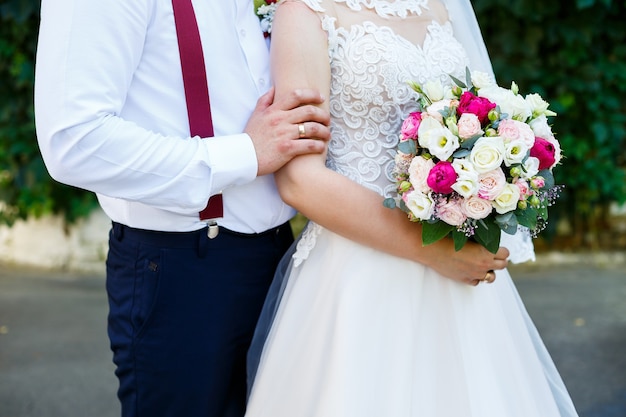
[245,0,579,416]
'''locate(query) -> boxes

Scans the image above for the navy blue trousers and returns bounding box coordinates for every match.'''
[105,221,293,417]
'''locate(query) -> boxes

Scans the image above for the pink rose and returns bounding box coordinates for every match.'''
[457,91,496,125]
[457,113,483,140]
[427,161,458,194]
[462,195,493,220]
[436,198,467,226]
[497,119,535,147]
[477,168,506,200]
[400,112,422,141]
[530,137,556,170]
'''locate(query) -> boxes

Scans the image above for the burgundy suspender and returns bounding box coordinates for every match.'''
[172,0,224,224]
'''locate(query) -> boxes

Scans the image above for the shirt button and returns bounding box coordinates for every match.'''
[240,29,246,37]
[259,78,266,86]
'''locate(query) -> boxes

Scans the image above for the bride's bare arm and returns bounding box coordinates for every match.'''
[271,2,508,285]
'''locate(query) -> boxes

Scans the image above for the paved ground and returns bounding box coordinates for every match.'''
[0,261,624,417]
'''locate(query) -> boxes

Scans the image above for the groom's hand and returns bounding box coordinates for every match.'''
[245,87,331,177]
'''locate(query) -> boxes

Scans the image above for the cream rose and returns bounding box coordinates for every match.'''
[493,183,521,214]
[462,195,493,219]
[469,137,505,173]
[426,99,452,123]
[408,155,435,193]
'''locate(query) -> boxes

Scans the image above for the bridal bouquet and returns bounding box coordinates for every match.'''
[384,68,562,253]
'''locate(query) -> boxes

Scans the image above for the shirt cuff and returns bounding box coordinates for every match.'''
[201,133,258,194]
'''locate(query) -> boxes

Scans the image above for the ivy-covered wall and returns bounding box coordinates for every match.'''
[1,0,624,248]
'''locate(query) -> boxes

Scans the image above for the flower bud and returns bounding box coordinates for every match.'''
[399,181,412,193]
[509,166,522,177]
[485,128,498,137]
[451,85,463,97]
[517,200,528,210]
[511,81,519,95]
[529,195,540,207]
[488,109,499,122]
[530,176,545,189]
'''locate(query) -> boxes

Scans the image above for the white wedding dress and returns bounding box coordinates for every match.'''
[245,0,579,416]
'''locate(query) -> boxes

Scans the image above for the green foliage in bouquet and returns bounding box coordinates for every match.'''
[473,0,626,241]
[0,0,97,225]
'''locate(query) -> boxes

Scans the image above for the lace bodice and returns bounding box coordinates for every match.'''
[305,0,469,197]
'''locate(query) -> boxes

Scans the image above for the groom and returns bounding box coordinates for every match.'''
[34,0,330,416]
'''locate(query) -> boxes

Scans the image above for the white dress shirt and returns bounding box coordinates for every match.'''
[35,0,295,233]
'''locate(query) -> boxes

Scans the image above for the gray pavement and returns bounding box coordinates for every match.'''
[0,261,624,417]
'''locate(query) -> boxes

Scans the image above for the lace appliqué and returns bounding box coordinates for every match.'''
[335,0,429,17]
[292,222,324,267]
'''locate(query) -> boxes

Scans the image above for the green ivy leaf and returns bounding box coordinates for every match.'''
[474,217,501,254]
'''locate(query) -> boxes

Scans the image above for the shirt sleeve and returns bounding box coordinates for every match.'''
[34,0,259,215]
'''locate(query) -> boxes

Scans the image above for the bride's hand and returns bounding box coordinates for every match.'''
[421,238,510,286]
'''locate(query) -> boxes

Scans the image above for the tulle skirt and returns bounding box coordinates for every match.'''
[245,225,579,417]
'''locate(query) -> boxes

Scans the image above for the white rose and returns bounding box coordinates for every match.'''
[471,71,496,89]
[503,139,530,166]
[479,86,531,121]
[469,136,505,173]
[423,80,445,102]
[457,113,483,140]
[462,195,493,220]
[493,183,521,214]
[408,156,435,193]
[404,191,434,220]
[521,156,540,179]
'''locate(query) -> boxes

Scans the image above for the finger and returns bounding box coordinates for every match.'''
[494,247,510,260]
[296,122,331,142]
[255,86,275,111]
[287,138,326,156]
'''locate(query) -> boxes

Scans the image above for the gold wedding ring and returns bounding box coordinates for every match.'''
[298,123,306,138]
[483,270,495,283]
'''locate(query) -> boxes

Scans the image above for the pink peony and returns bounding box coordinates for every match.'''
[400,112,422,141]
[530,137,556,170]
[457,91,496,125]
[427,161,458,194]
